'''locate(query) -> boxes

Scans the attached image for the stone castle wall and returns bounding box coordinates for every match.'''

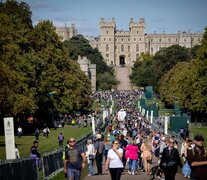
[89,18,203,67]
[77,56,96,91]
[55,23,77,41]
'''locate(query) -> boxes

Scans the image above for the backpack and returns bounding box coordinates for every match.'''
[97,141,105,154]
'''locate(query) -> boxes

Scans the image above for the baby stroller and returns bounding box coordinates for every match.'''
[150,165,164,180]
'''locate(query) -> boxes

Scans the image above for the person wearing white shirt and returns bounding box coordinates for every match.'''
[85,139,95,176]
[17,126,22,137]
[15,144,20,159]
[105,140,123,180]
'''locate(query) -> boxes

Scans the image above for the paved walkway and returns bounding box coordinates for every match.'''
[116,66,131,91]
[84,158,186,180]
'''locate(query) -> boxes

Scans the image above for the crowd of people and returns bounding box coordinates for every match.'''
[27,90,207,180]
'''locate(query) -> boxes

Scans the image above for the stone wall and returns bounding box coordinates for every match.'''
[77,56,96,91]
[89,18,203,67]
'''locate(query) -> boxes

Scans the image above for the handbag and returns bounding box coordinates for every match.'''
[89,154,95,160]
[162,160,177,168]
[182,161,191,176]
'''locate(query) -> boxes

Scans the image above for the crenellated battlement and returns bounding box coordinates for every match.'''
[89,18,203,67]
[100,17,116,28]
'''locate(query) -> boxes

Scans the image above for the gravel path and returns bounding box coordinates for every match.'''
[116,66,131,91]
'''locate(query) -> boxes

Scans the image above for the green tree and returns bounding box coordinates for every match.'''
[130,53,155,87]
[0,1,36,116]
[158,27,207,121]
[153,45,190,88]
[30,21,93,114]
[0,1,93,119]
[191,27,207,112]
[158,61,196,108]
[63,35,118,90]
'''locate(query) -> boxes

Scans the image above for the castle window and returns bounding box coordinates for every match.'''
[184,39,186,42]
[121,45,124,52]
[176,38,177,42]
[106,44,109,52]
[122,38,123,41]
[136,44,139,52]
[128,38,130,41]
[168,38,170,42]
[106,31,108,34]
[104,38,106,41]
[136,54,139,58]
[109,38,111,41]
[151,39,153,42]
[137,31,139,34]
[134,38,136,41]
[128,46,130,52]
[151,47,153,53]
[106,54,109,57]
[139,38,142,41]
[159,39,161,42]
[115,46,117,50]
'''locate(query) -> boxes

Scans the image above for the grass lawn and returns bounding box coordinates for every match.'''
[190,127,207,147]
[0,125,91,160]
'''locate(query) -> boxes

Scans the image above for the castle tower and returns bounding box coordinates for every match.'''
[89,64,96,91]
[100,18,116,66]
[129,18,146,65]
[77,56,96,91]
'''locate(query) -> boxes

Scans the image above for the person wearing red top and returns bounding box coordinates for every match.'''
[124,140,139,175]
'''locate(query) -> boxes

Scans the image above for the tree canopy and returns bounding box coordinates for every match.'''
[0,1,93,119]
[131,45,192,91]
[158,27,207,114]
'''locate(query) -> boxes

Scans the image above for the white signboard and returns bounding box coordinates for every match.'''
[91,116,95,135]
[103,110,106,124]
[164,116,169,135]
[118,109,126,121]
[4,117,15,159]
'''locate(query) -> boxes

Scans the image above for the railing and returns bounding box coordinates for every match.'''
[0,158,39,180]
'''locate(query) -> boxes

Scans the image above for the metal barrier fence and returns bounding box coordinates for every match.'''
[0,158,38,180]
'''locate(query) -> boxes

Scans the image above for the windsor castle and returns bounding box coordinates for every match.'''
[56,18,202,67]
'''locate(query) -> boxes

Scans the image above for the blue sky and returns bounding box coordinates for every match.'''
[17,0,207,36]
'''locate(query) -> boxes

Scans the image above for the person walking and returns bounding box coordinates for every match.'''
[140,138,152,175]
[187,134,207,180]
[160,138,183,180]
[104,137,112,164]
[34,128,39,140]
[17,126,22,137]
[105,140,124,180]
[64,137,86,180]
[94,134,105,175]
[15,144,20,159]
[85,139,95,176]
[30,140,41,168]
[119,135,128,169]
[58,132,64,148]
[124,139,139,175]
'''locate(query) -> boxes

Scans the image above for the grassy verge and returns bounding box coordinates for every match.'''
[0,125,91,160]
